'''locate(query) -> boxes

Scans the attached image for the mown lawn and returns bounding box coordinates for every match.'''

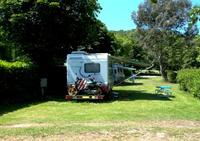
[0,76,200,140]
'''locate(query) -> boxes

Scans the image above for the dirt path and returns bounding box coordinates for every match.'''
[1,120,200,141]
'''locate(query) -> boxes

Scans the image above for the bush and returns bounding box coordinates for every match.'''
[124,69,132,77]
[0,60,40,103]
[166,70,177,83]
[177,69,200,98]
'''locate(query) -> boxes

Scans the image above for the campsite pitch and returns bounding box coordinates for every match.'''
[0,76,200,141]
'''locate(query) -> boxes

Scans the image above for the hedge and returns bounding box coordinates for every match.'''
[177,69,200,98]
[166,70,177,83]
[0,60,40,103]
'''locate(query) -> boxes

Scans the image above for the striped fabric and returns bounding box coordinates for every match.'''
[76,78,87,90]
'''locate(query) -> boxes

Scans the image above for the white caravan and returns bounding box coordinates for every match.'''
[112,63,125,83]
[65,51,124,100]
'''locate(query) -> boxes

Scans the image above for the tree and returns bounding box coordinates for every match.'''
[113,30,134,57]
[194,35,200,63]
[0,0,103,75]
[111,30,148,63]
[132,0,196,80]
[150,0,157,4]
[80,20,115,54]
[190,6,200,24]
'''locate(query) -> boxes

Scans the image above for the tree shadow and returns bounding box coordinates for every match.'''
[0,99,49,116]
[135,76,150,79]
[115,90,172,101]
[0,90,173,116]
[118,82,143,86]
[0,96,66,116]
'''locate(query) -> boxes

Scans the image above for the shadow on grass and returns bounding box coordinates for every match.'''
[118,82,143,86]
[115,90,172,101]
[0,100,45,116]
[0,96,66,116]
[0,89,172,115]
[135,76,150,79]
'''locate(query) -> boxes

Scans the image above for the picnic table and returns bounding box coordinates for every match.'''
[155,85,172,96]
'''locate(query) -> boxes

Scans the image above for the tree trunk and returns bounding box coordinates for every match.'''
[159,63,167,81]
[158,54,168,81]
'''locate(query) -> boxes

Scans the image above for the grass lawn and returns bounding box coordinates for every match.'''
[0,76,200,140]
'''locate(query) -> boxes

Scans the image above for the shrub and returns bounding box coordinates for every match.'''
[124,69,132,77]
[166,70,177,83]
[177,69,200,98]
[0,60,40,103]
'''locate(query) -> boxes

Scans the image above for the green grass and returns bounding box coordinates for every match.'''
[0,76,200,138]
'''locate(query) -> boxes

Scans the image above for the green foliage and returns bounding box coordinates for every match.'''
[111,30,148,63]
[132,0,197,80]
[150,0,157,3]
[196,47,200,62]
[0,60,30,68]
[166,70,177,83]
[123,69,132,77]
[0,28,14,61]
[81,21,115,54]
[190,6,200,24]
[194,36,200,63]
[0,60,39,103]
[177,69,200,98]
[114,33,133,56]
[0,0,104,68]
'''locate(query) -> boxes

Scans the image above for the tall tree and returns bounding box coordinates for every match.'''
[190,6,200,24]
[0,0,102,75]
[81,20,115,54]
[194,35,200,63]
[111,30,148,63]
[132,0,197,80]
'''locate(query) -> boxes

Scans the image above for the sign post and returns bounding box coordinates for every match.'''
[40,78,47,96]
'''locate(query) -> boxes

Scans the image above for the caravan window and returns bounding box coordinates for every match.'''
[84,63,100,73]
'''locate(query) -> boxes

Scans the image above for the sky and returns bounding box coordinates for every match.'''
[98,0,200,31]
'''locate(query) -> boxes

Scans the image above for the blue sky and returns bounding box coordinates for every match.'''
[98,0,200,31]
